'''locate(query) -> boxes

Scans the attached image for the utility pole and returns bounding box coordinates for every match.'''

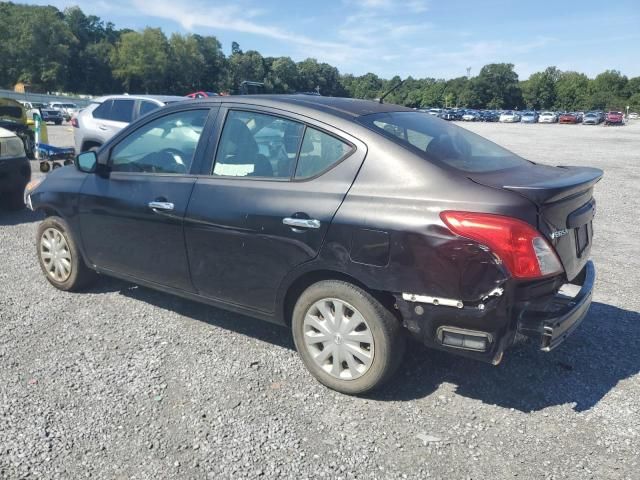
[466,67,471,79]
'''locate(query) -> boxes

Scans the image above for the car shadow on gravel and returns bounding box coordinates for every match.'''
[89,277,295,350]
[374,301,640,412]
[0,207,42,225]
[87,277,638,412]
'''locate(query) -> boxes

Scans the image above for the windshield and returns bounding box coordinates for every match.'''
[359,111,531,173]
[0,106,23,119]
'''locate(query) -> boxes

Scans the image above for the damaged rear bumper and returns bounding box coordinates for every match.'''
[517,261,595,351]
[394,261,595,363]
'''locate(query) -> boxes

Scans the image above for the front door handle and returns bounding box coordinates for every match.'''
[148,201,174,212]
[283,217,321,229]
[98,125,108,131]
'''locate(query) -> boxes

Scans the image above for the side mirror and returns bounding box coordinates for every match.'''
[75,151,97,173]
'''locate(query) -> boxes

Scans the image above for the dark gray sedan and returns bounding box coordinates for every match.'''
[25,95,602,394]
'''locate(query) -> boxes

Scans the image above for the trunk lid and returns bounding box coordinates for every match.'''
[469,164,603,281]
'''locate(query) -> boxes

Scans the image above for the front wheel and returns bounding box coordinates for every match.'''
[36,216,96,291]
[292,280,405,395]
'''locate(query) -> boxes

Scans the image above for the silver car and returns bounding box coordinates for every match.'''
[73,94,185,153]
[49,102,80,121]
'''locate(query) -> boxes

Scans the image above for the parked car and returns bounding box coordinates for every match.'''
[582,112,602,125]
[186,91,219,99]
[19,101,47,122]
[40,106,64,125]
[520,111,538,123]
[440,109,461,121]
[73,94,185,153]
[427,108,443,116]
[628,112,639,120]
[479,110,500,122]
[499,111,521,123]
[0,97,46,159]
[559,113,579,124]
[538,111,558,123]
[49,102,80,121]
[25,95,602,394]
[462,110,479,121]
[0,127,31,210]
[605,111,624,126]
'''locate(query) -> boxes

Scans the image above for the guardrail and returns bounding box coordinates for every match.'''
[0,89,93,107]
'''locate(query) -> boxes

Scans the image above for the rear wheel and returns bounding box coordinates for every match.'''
[36,216,96,291]
[292,280,405,395]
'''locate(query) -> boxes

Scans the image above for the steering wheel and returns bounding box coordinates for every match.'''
[153,148,188,173]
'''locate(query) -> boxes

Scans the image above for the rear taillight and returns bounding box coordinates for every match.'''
[440,211,563,279]
[71,117,79,128]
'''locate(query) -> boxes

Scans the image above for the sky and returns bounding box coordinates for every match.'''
[23,0,640,80]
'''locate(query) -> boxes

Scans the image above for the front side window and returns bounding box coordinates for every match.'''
[295,127,352,179]
[213,110,304,178]
[110,109,208,174]
[360,111,531,173]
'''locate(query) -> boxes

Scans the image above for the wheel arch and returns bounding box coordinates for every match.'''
[279,268,399,327]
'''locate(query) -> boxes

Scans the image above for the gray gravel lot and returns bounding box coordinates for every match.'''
[2,122,639,479]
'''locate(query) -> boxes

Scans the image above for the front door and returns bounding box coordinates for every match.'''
[184,107,366,313]
[78,108,212,291]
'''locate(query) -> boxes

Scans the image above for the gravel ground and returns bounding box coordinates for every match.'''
[1,122,639,479]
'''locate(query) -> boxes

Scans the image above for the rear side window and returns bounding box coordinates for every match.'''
[213,110,304,178]
[92,100,112,119]
[360,111,531,173]
[110,100,134,122]
[92,99,134,122]
[139,100,160,117]
[295,128,352,179]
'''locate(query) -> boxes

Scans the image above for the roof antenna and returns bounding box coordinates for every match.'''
[378,79,404,104]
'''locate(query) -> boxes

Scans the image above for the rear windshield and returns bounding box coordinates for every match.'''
[359,111,531,173]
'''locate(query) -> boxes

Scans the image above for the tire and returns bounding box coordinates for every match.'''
[36,216,96,291]
[55,120,62,125]
[292,280,405,395]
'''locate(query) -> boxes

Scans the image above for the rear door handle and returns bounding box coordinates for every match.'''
[148,201,174,212]
[98,125,108,131]
[283,217,321,229]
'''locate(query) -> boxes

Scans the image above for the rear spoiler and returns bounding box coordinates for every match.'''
[470,165,603,205]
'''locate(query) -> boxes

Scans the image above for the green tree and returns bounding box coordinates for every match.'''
[589,70,628,110]
[228,50,265,91]
[266,56,299,93]
[193,34,226,92]
[522,66,560,109]
[555,71,589,110]
[296,58,345,96]
[472,63,523,109]
[111,28,169,92]
[166,33,205,94]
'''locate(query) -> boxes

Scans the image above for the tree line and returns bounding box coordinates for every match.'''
[1,2,639,111]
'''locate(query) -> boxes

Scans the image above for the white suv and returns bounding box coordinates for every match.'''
[73,94,185,153]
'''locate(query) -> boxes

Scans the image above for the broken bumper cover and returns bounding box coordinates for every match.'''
[517,261,595,351]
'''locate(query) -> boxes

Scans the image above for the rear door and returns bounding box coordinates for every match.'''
[91,99,135,143]
[184,106,366,313]
[78,107,214,291]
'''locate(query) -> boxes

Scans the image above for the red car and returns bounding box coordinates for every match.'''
[185,91,219,99]
[559,113,578,124]
[605,111,624,125]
